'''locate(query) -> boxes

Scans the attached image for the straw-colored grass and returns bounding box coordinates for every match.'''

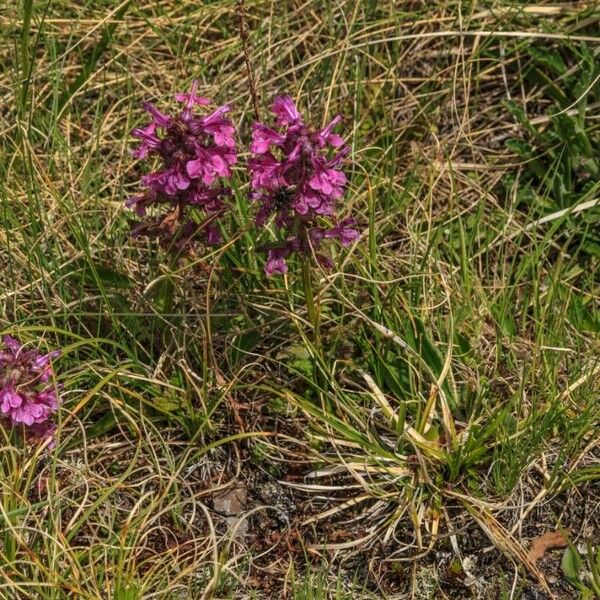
[1,1,599,598]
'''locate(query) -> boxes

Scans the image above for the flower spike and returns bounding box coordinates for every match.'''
[128,81,237,252]
[249,96,358,275]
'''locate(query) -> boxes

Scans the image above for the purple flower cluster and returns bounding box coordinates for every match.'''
[126,87,359,274]
[0,335,61,445]
[249,96,359,275]
[127,81,237,251]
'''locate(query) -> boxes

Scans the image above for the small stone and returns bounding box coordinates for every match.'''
[256,480,295,523]
[213,483,247,516]
[225,516,249,541]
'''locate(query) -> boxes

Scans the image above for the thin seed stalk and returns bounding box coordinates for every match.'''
[236,0,260,121]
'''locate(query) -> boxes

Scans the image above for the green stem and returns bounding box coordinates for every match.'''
[156,254,180,316]
[301,254,318,337]
[157,277,176,316]
[153,254,182,370]
[300,249,330,409]
[298,223,320,344]
[297,223,328,408]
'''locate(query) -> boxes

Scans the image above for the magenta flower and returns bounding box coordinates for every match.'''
[248,96,358,275]
[0,335,61,446]
[127,81,237,252]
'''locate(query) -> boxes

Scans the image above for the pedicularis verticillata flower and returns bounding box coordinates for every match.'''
[127,81,237,252]
[249,96,359,275]
[0,335,61,446]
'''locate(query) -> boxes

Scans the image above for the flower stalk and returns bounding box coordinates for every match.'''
[299,224,320,342]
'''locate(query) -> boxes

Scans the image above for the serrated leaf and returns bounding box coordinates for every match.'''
[562,545,582,580]
[153,395,183,413]
[505,138,532,156]
[528,46,567,76]
[503,100,541,139]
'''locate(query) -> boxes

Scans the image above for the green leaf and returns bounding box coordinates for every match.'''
[405,316,457,408]
[228,330,262,367]
[562,545,582,580]
[528,46,567,76]
[568,293,600,333]
[153,394,184,413]
[278,343,314,378]
[505,138,532,157]
[69,259,134,289]
[86,411,118,439]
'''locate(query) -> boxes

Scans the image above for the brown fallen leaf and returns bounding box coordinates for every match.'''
[160,204,181,235]
[528,529,571,563]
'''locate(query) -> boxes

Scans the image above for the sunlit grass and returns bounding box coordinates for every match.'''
[0,1,599,598]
